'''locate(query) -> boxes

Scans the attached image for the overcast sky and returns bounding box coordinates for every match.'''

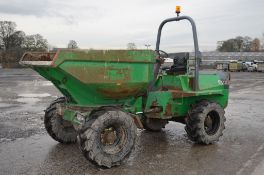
[0,0,263,52]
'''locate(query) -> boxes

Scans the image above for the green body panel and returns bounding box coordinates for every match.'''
[34,50,156,106]
[144,74,229,118]
[21,49,229,124]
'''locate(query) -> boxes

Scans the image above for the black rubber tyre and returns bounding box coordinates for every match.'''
[185,101,226,144]
[142,117,168,132]
[44,97,77,144]
[78,110,137,168]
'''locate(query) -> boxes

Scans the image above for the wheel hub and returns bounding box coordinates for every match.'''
[101,127,117,145]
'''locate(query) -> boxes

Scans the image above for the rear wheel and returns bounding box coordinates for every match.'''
[44,97,77,144]
[185,101,226,144]
[78,109,137,168]
[142,117,168,132]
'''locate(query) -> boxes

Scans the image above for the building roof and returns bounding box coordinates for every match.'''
[190,52,264,61]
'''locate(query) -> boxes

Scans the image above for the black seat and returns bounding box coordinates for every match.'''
[165,52,188,75]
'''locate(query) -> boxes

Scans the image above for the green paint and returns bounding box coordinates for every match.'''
[63,109,81,125]
[34,50,156,106]
[22,49,229,125]
[144,74,229,118]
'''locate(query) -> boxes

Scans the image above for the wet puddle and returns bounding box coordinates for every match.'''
[18,93,51,98]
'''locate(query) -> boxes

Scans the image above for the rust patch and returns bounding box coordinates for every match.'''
[151,100,158,107]
[144,106,162,114]
[144,100,163,118]
[189,77,194,90]
[162,86,182,91]
[97,83,146,99]
[170,90,196,99]
[22,52,56,61]
[165,103,172,116]
[51,49,60,67]
[65,66,131,84]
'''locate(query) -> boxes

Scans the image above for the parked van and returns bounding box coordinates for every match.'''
[229,61,242,72]
[257,62,264,72]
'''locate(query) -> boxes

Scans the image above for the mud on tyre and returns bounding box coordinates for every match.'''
[78,109,137,168]
[44,97,77,144]
[185,101,226,144]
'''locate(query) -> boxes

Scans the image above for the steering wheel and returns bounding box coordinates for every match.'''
[155,50,169,58]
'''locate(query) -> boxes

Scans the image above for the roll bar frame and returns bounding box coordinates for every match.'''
[155,16,200,91]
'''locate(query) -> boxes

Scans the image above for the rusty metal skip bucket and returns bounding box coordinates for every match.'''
[20,49,156,106]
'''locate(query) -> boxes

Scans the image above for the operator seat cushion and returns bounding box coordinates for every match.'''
[166,52,188,75]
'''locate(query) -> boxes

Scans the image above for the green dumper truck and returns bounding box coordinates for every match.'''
[20,12,230,168]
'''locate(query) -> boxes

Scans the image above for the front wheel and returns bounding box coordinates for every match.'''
[185,101,226,144]
[78,110,137,168]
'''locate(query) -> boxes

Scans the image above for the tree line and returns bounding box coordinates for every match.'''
[0,21,49,66]
[0,21,80,67]
[0,21,48,51]
[217,36,263,52]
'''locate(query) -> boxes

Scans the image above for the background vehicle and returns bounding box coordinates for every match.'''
[242,62,248,71]
[257,62,264,72]
[248,65,255,72]
[216,62,229,71]
[229,61,242,72]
